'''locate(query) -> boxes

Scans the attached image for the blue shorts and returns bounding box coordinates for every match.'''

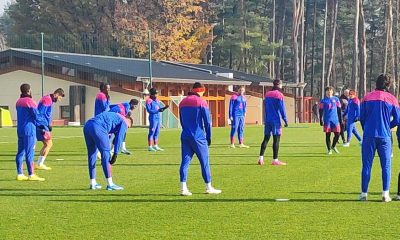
[264,123,282,136]
[36,129,51,141]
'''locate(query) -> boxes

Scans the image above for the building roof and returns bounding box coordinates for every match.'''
[171,62,303,88]
[0,48,250,85]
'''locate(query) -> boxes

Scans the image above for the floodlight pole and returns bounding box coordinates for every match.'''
[148,30,153,88]
[41,32,45,97]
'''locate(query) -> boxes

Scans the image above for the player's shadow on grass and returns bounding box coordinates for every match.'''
[294,191,382,195]
[49,198,361,203]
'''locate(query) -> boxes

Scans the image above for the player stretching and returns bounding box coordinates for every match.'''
[179,82,221,196]
[146,88,168,151]
[15,84,47,181]
[229,86,249,148]
[95,83,110,116]
[359,74,399,202]
[83,112,133,190]
[319,86,342,155]
[258,80,288,166]
[35,88,65,170]
[343,90,362,147]
[109,99,139,155]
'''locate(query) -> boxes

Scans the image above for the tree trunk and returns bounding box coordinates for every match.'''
[359,0,367,97]
[337,29,347,88]
[311,0,317,97]
[326,0,338,87]
[275,0,287,80]
[321,0,328,98]
[271,0,276,79]
[388,0,396,93]
[351,0,360,92]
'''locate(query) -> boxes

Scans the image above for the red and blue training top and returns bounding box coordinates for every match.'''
[344,97,360,122]
[229,93,247,118]
[146,97,161,121]
[320,96,341,124]
[360,90,400,138]
[94,91,110,116]
[110,102,130,117]
[264,90,288,126]
[179,93,211,142]
[16,97,46,137]
[86,112,129,154]
[38,95,54,127]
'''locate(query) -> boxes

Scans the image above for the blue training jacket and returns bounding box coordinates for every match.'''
[146,97,161,121]
[86,112,128,154]
[229,93,247,118]
[110,102,130,117]
[94,91,110,116]
[264,90,288,126]
[344,97,360,123]
[179,93,211,142]
[360,90,399,138]
[38,95,54,127]
[319,96,341,124]
[16,97,46,137]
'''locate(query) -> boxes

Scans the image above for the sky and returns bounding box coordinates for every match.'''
[0,0,9,15]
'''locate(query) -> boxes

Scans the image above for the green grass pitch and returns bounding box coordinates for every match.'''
[0,124,400,239]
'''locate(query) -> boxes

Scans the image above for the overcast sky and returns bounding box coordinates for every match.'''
[0,0,10,15]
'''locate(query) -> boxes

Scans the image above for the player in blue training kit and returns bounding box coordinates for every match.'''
[359,74,400,202]
[109,99,139,155]
[35,88,65,170]
[146,88,169,151]
[83,112,133,190]
[343,90,362,147]
[319,86,342,155]
[258,80,288,166]
[229,86,249,148]
[178,82,221,196]
[15,84,47,181]
[94,83,110,116]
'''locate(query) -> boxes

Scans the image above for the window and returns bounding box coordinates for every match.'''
[0,106,9,110]
[94,73,108,83]
[60,106,70,119]
[62,67,76,77]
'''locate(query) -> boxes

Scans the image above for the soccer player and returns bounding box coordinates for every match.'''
[109,99,139,155]
[179,82,221,196]
[146,88,168,151]
[229,86,249,148]
[343,90,362,147]
[319,86,342,155]
[359,74,399,202]
[339,89,349,144]
[94,82,110,116]
[15,84,47,181]
[83,111,133,190]
[35,88,65,170]
[258,80,288,166]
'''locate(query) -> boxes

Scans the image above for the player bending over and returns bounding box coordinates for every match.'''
[179,82,221,196]
[83,112,133,190]
[359,74,399,202]
[35,88,65,170]
[258,80,288,166]
[109,99,139,155]
[319,86,342,155]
